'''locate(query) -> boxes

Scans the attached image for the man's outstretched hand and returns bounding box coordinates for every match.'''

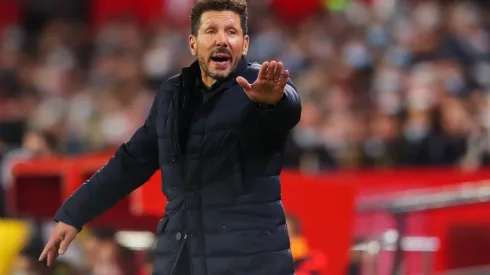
[39,222,78,266]
[236,60,289,105]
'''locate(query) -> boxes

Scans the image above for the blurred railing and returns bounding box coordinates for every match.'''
[435,265,490,275]
[356,179,490,275]
[358,179,490,214]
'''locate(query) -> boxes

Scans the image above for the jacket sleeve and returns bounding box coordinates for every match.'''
[54,92,161,231]
[255,82,302,134]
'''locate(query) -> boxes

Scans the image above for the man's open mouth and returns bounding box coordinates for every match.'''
[210,53,231,65]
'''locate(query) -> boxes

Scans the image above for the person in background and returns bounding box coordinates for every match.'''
[0,128,59,217]
[140,247,156,275]
[347,238,364,275]
[79,227,117,274]
[78,227,136,275]
[12,236,80,275]
[12,238,51,275]
[286,214,326,275]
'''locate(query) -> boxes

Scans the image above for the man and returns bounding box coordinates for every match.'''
[40,0,302,274]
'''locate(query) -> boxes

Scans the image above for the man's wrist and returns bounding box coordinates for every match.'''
[255,94,286,109]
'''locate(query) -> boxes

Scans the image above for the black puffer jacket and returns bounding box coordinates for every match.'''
[55,58,302,275]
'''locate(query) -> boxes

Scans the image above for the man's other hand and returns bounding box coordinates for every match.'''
[236,60,290,105]
[39,222,78,266]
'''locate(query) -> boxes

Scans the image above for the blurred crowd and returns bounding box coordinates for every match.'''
[6,224,154,275]
[2,0,490,172]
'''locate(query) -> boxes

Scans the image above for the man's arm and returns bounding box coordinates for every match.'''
[54,91,162,231]
[255,81,301,134]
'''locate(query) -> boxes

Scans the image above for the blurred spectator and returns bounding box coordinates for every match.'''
[0,129,60,217]
[286,214,326,274]
[0,71,31,154]
[347,238,365,275]
[140,247,156,275]
[80,227,116,273]
[79,227,136,275]
[12,236,80,275]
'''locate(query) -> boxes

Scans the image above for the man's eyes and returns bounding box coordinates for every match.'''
[204,30,237,35]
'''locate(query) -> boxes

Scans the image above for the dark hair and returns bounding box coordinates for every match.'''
[40,130,60,152]
[190,0,248,36]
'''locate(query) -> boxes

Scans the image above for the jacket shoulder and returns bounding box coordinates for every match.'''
[155,74,181,98]
[160,74,181,91]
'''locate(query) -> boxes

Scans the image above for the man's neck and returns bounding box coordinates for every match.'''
[201,71,217,89]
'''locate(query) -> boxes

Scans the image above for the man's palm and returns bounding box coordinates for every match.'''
[237,61,289,105]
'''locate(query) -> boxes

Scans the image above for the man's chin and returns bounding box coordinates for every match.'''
[207,69,231,81]
[208,72,229,81]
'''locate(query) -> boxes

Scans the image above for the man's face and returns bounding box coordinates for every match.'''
[189,10,249,81]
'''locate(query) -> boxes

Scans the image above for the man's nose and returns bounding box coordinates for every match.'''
[215,31,228,47]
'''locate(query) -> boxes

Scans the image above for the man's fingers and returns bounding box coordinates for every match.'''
[266,61,277,80]
[278,70,290,88]
[47,250,58,266]
[258,62,269,79]
[273,62,283,82]
[236,76,253,92]
[58,232,76,255]
[39,238,57,261]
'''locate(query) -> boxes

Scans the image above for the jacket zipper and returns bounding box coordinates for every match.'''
[182,94,193,275]
[168,95,184,275]
[174,78,193,275]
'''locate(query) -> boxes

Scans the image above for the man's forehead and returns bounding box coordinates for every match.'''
[200,10,241,27]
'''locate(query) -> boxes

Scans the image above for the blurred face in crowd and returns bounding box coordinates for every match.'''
[12,255,32,274]
[82,234,100,269]
[22,131,52,156]
[189,10,249,86]
[144,263,154,275]
[91,241,123,275]
[286,216,299,238]
[12,255,48,275]
[286,217,294,238]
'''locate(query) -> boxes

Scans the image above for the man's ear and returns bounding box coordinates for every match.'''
[189,35,197,56]
[241,35,249,56]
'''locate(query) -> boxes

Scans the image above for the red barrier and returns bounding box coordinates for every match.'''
[11,153,490,274]
[11,155,160,231]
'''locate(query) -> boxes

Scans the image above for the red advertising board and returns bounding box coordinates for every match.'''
[10,153,490,274]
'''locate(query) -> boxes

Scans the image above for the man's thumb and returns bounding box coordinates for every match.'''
[236,76,252,92]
